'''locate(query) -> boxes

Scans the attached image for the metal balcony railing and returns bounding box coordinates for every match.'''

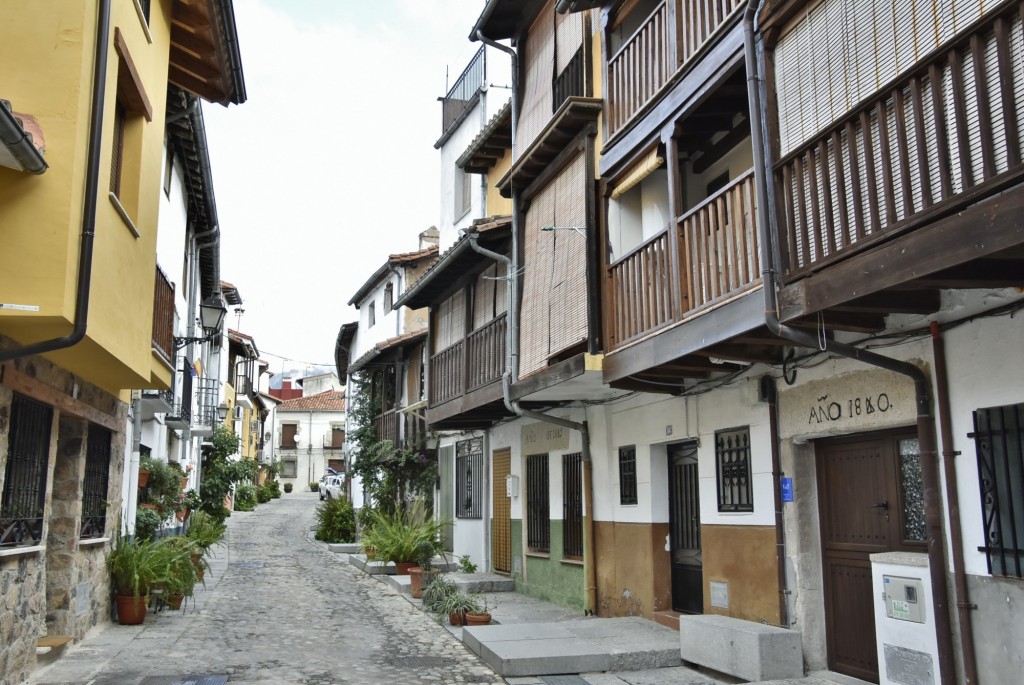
[441,46,485,134]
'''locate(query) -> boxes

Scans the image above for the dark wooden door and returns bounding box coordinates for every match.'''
[818,431,925,683]
[668,441,702,614]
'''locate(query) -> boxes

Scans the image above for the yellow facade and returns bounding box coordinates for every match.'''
[0,1,174,394]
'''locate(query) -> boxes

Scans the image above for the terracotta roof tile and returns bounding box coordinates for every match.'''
[276,389,346,412]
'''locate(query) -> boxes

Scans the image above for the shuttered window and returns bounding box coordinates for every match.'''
[472,262,508,329]
[434,289,466,352]
[520,151,589,377]
[516,2,556,157]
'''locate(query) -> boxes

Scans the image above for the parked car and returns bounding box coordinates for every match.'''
[318,474,343,500]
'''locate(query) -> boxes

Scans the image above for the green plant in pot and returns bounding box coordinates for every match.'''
[135,506,163,542]
[107,536,165,625]
[361,500,446,574]
[408,540,441,599]
[437,589,480,626]
[155,536,199,610]
[421,574,457,614]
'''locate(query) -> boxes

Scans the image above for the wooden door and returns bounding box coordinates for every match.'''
[668,441,702,614]
[818,431,925,683]
[438,445,454,552]
[491,449,512,573]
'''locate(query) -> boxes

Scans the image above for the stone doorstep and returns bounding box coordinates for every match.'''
[679,614,803,682]
[387,571,515,595]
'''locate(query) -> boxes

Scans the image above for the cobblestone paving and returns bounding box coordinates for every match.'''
[31,492,505,685]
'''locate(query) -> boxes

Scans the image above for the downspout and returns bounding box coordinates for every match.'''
[475,30,598,615]
[764,376,790,628]
[744,3,955,682]
[0,0,111,363]
[931,322,979,685]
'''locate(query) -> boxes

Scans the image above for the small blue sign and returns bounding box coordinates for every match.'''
[781,477,794,503]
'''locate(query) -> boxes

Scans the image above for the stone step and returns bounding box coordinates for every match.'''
[387,571,515,596]
[650,609,681,631]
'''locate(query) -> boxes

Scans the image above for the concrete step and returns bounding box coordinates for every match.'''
[651,609,681,631]
[387,571,515,596]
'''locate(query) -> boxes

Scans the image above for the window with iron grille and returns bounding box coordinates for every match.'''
[1,394,53,548]
[527,454,550,553]
[716,427,752,512]
[81,425,111,539]
[618,445,637,505]
[455,438,483,518]
[563,452,583,559]
[281,457,297,479]
[972,403,1024,578]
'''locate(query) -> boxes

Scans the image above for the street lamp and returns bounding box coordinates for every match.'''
[174,293,228,350]
[217,403,229,423]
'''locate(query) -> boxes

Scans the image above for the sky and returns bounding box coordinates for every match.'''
[202,0,489,376]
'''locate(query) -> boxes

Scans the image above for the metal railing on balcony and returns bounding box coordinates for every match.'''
[776,6,1024,277]
[607,169,759,349]
[192,378,220,432]
[442,46,485,134]
[606,0,744,139]
[152,267,174,360]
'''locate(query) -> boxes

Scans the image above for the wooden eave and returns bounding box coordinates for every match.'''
[348,330,427,376]
[426,381,514,430]
[778,183,1024,322]
[498,97,602,198]
[457,100,512,174]
[470,0,549,41]
[170,0,246,106]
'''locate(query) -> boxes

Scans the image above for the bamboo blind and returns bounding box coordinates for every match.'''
[516,2,556,158]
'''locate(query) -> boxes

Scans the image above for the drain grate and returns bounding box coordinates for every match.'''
[228,561,265,570]
[539,676,590,685]
[386,656,458,669]
[139,676,228,685]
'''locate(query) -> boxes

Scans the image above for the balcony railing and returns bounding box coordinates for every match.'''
[607,170,759,349]
[191,378,220,435]
[375,409,398,445]
[430,313,507,406]
[606,0,744,139]
[442,46,485,134]
[152,267,174,360]
[776,6,1024,277]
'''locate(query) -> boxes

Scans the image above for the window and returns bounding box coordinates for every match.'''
[329,426,345,448]
[162,144,173,197]
[607,163,669,262]
[281,457,297,478]
[454,165,472,220]
[368,301,376,328]
[1,394,53,548]
[526,454,550,553]
[972,403,1024,578]
[383,282,394,311]
[618,445,637,505]
[716,427,752,512]
[898,437,926,543]
[81,425,112,539]
[563,452,583,559]
[110,102,126,195]
[455,438,483,518]
[281,423,298,448]
[109,28,152,228]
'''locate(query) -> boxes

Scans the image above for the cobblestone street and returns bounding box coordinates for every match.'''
[31,492,505,685]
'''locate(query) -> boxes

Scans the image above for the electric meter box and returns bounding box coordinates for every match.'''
[883,575,925,623]
[506,474,520,498]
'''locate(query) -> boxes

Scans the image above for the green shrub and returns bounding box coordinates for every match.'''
[309,481,319,492]
[235,484,257,511]
[265,480,282,499]
[256,484,273,504]
[314,496,356,543]
[135,507,162,542]
[457,554,478,574]
[283,482,293,493]
[186,510,226,554]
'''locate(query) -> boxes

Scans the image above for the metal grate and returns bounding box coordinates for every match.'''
[527,453,550,553]
[563,452,583,559]
[618,445,637,505]
[1,394,52,547]
[441,46,485,134]
[455,438,483,519]
[81,424,112,539]
[972,403,1024,578]
[716,427,752,512]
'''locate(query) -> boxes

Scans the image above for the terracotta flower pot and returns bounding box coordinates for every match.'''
[408,567,439,599]
[176,507,190,522]
[115,595,148,625]
[395,561,417,576]
[166,593,185,610]
[138,469,150,488]
[191,554,205,582]
[449,610,465,626]
[464,612,492,626]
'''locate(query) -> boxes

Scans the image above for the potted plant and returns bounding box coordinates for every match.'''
[135,506,162,542]
[309,481,319,492]
[283,482,293,494]
[421,574,457,614]
[155,536,199,610]
[361,501,445,575]
[438,590,480,626]
[464,594,494,626]
[107,536,165,624]
[176,489,201,522]
[185,510,225,582]
[408,540,441,599]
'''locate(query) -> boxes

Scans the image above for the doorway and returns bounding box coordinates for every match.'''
[668,441,702,614]
[491,449,512,573]
[817,430,926,683]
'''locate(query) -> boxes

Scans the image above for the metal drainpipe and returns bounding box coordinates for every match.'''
[930,321,979,685]
[765,377,790,628]
[744,2,955,682]
[0,0,111,364]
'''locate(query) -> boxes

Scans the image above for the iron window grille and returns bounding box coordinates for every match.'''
[455,438,483,519]
[563,452,584,559]
[1,394,53,548]
[618,445,638,505]
[971,402,1024,578]
[81,425,112,539]
[716,427,753,512]
[527,454,550,553]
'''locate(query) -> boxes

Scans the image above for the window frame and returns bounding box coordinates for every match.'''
[81,424,112,540]
[455,438,484,519]
[526,453,551,553]
[618,445,638,505]
[563,452,584,559]
[715,426,753,513]
[972,402,1024,578]
[1,393,53,548]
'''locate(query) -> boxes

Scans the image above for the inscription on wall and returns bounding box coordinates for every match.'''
[521,419,571,452]
[779,367,919,439]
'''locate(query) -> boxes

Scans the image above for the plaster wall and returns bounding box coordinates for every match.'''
[275,409,344,488]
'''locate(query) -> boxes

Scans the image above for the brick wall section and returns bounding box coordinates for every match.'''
[0,341,126,685]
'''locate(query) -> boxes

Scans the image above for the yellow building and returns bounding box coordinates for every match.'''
[0,2,244,682]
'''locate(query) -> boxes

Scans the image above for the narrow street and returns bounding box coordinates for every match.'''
[31,492,504,685]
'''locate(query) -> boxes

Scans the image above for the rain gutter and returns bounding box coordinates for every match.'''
[0,104,47,174]
[743,2,955,682]
[0,0,111,363]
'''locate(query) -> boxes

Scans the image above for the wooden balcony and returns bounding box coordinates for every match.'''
[776,4,1024,287]
[375,410,398,445]
[606,0,745,140]
[152,267,174,361]
[427,314,509,429]
[607,170,760,350]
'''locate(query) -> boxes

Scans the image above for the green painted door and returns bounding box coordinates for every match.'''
[439,445,454,551]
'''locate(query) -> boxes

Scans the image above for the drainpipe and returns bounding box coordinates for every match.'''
[0,0,111,363]
[931,322,979,685]
[764,376,790,628]
[744,3,955,682]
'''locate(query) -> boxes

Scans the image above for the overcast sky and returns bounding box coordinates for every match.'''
[202,1,488,376]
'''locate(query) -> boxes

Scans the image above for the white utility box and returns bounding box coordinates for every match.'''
[870,552,939,685]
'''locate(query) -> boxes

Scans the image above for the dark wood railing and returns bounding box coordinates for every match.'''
[375,409,398,445]
[608,170,759,349]
[429,341,464,405]
[607,0,744,139]
[776,5,1024,276]
[152,267,174,360]
[466,314,506,391]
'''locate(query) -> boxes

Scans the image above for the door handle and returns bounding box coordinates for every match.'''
[870,501,889,510]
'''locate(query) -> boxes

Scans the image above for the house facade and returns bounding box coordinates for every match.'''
[274,386,346,492]
[0,1,244,681]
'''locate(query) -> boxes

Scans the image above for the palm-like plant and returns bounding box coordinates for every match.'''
[361,500,446,565]
[186,510,226,554]
[107,537,166,598]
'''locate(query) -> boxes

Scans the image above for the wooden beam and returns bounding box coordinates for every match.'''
[907,260,1024,288]
[0,365,121,432]
[693,344,781,364]
[168,48,222,82]
[170,24,216,59]
[831,290,941,315]
[510,354,585,401]
[691,119,751,173]
[113,28,153,121]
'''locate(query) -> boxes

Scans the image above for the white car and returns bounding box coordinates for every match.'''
[319,474,344,500]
